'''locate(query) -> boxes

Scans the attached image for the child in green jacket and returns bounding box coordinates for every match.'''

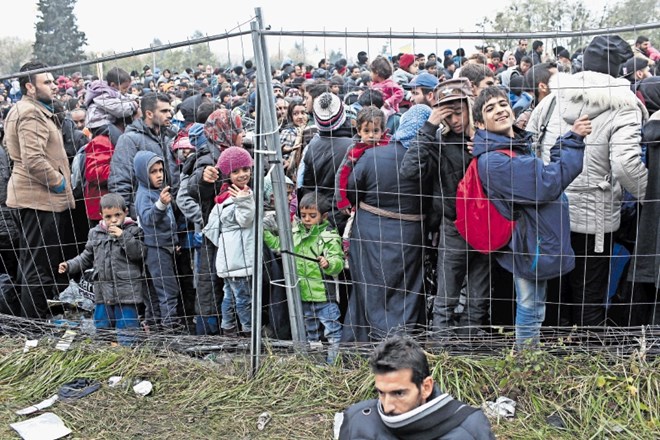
[264,193,344,362]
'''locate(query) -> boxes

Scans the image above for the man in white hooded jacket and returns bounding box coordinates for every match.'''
[526,35,648,328]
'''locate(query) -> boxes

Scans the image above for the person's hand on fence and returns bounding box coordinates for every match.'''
[203,166,219,183]
[58,262,68,274]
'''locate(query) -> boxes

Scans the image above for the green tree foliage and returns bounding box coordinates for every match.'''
[0,37,33,76]
[33,0,87,68]
[598,0,660,46]
[476,0,595,53]
[479,0,660,55]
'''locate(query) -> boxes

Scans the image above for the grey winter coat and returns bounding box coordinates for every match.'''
[527,71,648,252]
[65,219,146,305]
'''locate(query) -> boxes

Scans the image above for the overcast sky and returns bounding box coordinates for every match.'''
[1,0,616,64]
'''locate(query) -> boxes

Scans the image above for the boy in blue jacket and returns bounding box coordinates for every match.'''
[471,86,592,348]
[134,150,181,331]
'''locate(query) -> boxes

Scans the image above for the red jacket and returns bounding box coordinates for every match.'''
[84,135,114,220]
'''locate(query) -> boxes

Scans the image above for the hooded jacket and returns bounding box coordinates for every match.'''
[64,217,145,305]
[527,71,648,252]
[472,127,585,281]
[134,150,177,249]
[109,118,179,219]
[264,219,343,302]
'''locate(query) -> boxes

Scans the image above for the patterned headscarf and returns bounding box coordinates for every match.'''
[204,109,243,148]
[392,104,432,149]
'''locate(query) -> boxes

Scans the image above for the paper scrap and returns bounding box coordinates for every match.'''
[23,340,38,353]
[55,330,77,351]
[10,412,72,440]
[15,395,59,416]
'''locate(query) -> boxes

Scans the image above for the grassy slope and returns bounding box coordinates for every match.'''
[1,336,659,439]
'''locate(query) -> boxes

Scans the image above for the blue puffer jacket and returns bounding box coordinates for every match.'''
[472,127,585,280]
[134,150,178,249]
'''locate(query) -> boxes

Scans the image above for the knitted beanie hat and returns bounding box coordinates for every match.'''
[313,92,346,132]
[217,146,253,175]
[582,35,632,77]
[399,53,416,70]
[205,109,243,147]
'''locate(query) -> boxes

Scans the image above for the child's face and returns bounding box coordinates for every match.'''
[149,161,165,188]
[101,206,127,227]
[477,96,515,137]
[230,166,251,189]
[300,206,326,229]
[358,119,384,146]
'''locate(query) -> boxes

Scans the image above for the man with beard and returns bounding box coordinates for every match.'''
[407,72,439,107]
[4,61,75,318]
[337,336,494,439]
[109,93,178,220]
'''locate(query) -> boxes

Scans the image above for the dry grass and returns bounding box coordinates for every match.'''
[1,335,659,439]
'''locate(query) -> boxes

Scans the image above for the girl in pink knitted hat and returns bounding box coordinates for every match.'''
[202,146,255,336]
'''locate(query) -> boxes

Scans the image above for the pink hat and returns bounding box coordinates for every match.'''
[399,53,416,70]
[217,146,253,175]
[172,137,195,151]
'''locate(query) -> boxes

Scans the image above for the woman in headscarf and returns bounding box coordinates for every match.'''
[340,104,432,342]
[186,109,245,335]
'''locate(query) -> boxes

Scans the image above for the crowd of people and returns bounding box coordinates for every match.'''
[1,33,659,355]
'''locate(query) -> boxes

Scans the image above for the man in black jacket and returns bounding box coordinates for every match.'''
[338,336,494,439]
[400,78,491,339]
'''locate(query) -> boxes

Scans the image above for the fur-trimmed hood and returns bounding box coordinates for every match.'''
[550,71,643,122]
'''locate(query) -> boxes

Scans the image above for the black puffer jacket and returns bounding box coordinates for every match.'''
[301,121,353,233]
[186,141,223,224]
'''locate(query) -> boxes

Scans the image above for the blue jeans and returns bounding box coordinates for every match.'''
[221,276,252,332]
[303,301,342,363]
[94,303,139,346]
[145,246,180,328]
[513,276,547,348]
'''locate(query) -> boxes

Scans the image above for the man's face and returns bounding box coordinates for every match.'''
[519,39,528,50]
[639,41,650,52]
[27,72,57,103]
[474,77,496,97]
[536,44,544,54]
[375,368,433,416]
[350,67,361,79]
[276,98,288,122]
[71,110,86,130]
[147,101,172,129]
[478,96,515,137]
[411,87,434,107]
[443,101,470,135]
[417,56,426,66]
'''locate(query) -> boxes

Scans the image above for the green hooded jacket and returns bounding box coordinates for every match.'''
[264,219,343,302]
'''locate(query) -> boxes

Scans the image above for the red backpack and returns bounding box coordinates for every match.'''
[454,150,516,254]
